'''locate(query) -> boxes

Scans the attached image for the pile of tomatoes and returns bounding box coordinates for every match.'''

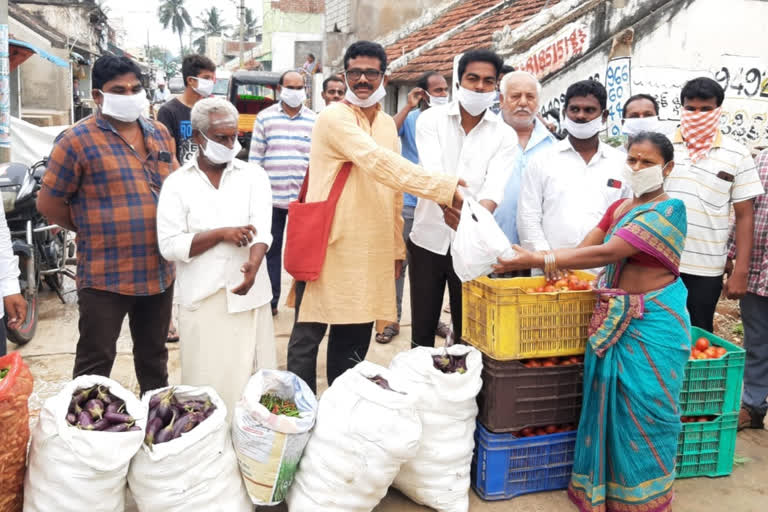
[524,273,592,293]
[689,336,727,360]
[681,416,715,423]
[520,356,584,368]
[512,423,577,438]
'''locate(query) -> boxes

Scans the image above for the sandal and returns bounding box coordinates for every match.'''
[375,324,400,344]
[167,325,180,343]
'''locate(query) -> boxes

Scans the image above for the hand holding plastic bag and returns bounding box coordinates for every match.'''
[451,198,514,282]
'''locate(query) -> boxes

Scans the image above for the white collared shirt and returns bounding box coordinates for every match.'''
[157,157,273,313]
[517,137,631,252]
[410,101,519,255]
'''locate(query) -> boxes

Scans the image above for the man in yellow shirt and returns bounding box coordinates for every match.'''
[286,41,463,392]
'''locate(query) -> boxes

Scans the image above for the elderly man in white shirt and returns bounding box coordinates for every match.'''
[409,49,518,347]
[157,97,276,415]
[517,80,630,274]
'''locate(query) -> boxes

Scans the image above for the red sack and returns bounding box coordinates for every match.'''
[0,352,34,512]
[284,162,352,281]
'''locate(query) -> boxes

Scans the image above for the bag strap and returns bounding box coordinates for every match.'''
[297,161,352,204]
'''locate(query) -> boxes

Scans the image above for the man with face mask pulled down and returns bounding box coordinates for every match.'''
[38,55,177,394]
[517,79,631,277]
[249,70,317,316]
[157,97,277,416]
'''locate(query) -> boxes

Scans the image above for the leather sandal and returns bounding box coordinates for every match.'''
[375,324,400,344]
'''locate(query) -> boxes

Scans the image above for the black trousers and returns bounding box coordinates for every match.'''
[267,207,288,309]
[286,281,373,393]
[74,285,174,395]
[681,273,723,332]
[0,319,6,357]
[407,239,462,347]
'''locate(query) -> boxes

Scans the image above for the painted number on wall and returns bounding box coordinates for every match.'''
[605,58,631,137]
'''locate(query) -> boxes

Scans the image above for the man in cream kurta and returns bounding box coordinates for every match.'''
[287,41,460,393]
[157,98,277,417]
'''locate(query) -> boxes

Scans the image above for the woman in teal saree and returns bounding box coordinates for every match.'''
[494,132,690,512]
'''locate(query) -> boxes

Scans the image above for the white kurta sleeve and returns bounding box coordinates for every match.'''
[0,208,20,300]
[156,176,195,263]
[516,154,551,252]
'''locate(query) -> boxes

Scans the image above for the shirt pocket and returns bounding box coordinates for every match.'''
[697,173,732,210]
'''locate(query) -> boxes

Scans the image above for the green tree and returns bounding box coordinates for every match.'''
[158,0,193,57]
[229,7,259,40]
[193,7,233,54]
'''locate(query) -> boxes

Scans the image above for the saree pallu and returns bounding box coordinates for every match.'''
[568,199,691,512]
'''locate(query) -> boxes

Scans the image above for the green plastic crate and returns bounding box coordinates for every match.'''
[679,327,745,416]
[675,412,738,478]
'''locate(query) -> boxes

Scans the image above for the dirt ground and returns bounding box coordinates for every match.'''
[10,270,768,512]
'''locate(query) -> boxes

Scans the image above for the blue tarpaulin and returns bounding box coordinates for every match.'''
[9,39,69,68]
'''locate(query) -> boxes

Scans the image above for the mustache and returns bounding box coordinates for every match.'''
[511,107,534,115]
[353,84,373,90]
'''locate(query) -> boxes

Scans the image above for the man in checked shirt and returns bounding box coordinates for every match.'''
[38,56,177,394]
[730,148,768,431]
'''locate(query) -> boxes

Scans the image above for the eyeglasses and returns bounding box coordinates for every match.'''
[345,69,383,81]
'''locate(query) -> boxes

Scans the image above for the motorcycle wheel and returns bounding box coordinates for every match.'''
[6,292,38,346]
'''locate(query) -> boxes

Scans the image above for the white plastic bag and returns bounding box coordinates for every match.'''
[451,197,513,282]
[24,375,146,512]
[390,345,483,512]
[232,370,318,505]
[127,386,251,512]
[287,361,422,512]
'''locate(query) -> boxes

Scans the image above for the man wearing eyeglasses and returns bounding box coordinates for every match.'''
[320,75,346,108]
[286,41,465,393]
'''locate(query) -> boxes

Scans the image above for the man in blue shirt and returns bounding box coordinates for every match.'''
[375,71,449,344]
[494,71,556,254]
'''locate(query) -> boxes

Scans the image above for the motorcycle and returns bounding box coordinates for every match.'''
[0,159,76,345]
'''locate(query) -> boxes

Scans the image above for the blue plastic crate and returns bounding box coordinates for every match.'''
[472,422,577,501]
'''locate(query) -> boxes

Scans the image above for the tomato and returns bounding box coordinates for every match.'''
[520,427,534,437]
[560,359,573,366]
[690,349,701,360]
[541,360,556,367]
[543,285,556,292]
[545,425,558,434]
[554,279,568,288]
[569,356,582,365]
[533,428,547,436]
[714,347,727,358]
[697,417,709,422]
[528,360,542,368]
[567,274,579,283]
[694,337,710,352]
[562,424,575,431]
[694,352,709,360]
[525,287,536,293]
[535,286,545,293]
[704,347,718,359]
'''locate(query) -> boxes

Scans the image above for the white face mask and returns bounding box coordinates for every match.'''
[456,86,496,116]
[563,115,604,139]
[344,80,387,108]
[280,87,307,108]
[622,116,661,136]
[192,77,215,97]
[201,135,241,165]
[427,93,449,106]
[99,90,147,123]
[623,162,667,197]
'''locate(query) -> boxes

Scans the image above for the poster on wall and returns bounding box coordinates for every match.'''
[605,57,631,138]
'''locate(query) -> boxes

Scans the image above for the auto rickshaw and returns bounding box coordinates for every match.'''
[228,70,282,158]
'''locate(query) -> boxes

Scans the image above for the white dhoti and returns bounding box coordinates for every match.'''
[178,289,277,419]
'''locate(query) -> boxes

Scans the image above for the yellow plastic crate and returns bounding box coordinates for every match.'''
[462,272,597,360]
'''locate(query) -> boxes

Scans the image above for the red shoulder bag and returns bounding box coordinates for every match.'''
[283,162,352,281]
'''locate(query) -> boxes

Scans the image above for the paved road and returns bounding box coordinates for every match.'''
[11,274,768,512]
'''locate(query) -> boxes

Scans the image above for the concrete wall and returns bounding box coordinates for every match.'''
[9,16,71,118]
[262,0,325,59]
[271,32,324,72]
[500,0,768,150]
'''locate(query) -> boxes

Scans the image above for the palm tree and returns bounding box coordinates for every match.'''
[228,7,259,40]
[193,7,233,54]
[158,0,193,57]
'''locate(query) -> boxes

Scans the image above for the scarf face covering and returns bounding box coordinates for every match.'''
[680,107,721,162]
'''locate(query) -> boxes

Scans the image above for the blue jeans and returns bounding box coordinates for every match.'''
[395,205,415,322]
[267,207,288,309]
[741,292,768,414]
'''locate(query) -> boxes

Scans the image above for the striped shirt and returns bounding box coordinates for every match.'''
[248,102,316,208]
[666,130,764,277]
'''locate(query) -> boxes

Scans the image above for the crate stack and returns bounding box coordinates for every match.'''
[461,272,597,501]
[676,327,745,479]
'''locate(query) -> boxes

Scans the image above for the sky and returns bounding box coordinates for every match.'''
[105,0,262,55]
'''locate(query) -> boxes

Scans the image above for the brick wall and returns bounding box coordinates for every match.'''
[325,0,351,32]
[271,0,325,14]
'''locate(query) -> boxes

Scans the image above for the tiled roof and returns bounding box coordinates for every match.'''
[386,0,559,83]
